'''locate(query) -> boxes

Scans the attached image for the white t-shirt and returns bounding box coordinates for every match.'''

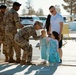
[50,13,63,34]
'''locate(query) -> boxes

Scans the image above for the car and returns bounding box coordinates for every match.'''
[64,21,76,31]
[38,16,47,23]
[20,15,43,26]
[38,16,47,27]
[69,22,76,31]
[73,18,76,22]
[20,17,26,22]
[20,16,33,25]
[21,19,33,25]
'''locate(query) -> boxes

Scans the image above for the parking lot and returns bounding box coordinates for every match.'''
[0,30,76,75]
[0,38,76,75]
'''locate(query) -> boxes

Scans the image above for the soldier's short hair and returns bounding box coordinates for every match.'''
[0,5,7,9]
[13,2,21,7]
[34,21,43,27]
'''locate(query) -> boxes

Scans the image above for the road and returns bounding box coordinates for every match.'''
[0,38,76,75]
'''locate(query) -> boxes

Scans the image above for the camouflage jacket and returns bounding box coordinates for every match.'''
[0,11,5,33]
[4,8,22,34]
[16,26,41,42]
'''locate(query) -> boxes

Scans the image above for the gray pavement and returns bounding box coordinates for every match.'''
[0,33,76,75]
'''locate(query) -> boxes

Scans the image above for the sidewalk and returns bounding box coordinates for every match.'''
[0,32,76,75]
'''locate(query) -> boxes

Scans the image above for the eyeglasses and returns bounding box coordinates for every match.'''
[50,10,54,13]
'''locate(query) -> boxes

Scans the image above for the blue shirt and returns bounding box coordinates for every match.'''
[50,13,63,34]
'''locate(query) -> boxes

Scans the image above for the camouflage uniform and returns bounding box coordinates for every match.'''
[14,26,41,64]
[4,8,23,62]
[0,11,4,42]
[0,11,8,61]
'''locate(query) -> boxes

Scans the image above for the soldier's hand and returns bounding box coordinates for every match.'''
[21,25,24,28]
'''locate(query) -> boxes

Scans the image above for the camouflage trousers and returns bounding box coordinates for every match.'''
[14,35,32,62]
[22,44,32,62]
[5,32,21,59]
[0,33,8,55]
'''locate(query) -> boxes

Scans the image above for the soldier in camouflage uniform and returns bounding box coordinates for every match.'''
[14,21,43,65]
[4,2,23,63]
[0,5,9,62]
[0,6,1,52]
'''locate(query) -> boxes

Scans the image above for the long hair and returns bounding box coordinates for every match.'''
[52,31,59,41]
[45,14,51,31]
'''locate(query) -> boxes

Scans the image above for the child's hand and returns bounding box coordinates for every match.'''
[41,30,45,34]
[41,30,46,37]
[47,31,51,35]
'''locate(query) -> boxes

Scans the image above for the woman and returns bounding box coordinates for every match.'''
[45,14,51,35]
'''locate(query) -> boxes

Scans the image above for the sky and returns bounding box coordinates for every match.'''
[14,0,69,16]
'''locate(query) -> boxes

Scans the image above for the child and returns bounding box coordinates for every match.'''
[47,31,60,65]
[40,30,50,64]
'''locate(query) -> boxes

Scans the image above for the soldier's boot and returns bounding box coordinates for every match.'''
[15,58,21,63]
[8,57,15,63]
[20,54,27,65]
[4,54,9,62]
[26,56,35,65]
[20,51,27,65]
[27,58,32,65]
[26,45,35,65]
[20,60,27,65]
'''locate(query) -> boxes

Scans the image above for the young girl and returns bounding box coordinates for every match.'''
[47,31,60,65]
[40,30,50,64]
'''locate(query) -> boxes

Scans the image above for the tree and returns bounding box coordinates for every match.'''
[36,8,44,16]
[29,7,35,15]
[0,0,13,7]
[62,0,76,21]
[21,8,26,16]
[26,0,32,15]
[55,5,61,13]
[25,0,44,16]
[0,0,6,4]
